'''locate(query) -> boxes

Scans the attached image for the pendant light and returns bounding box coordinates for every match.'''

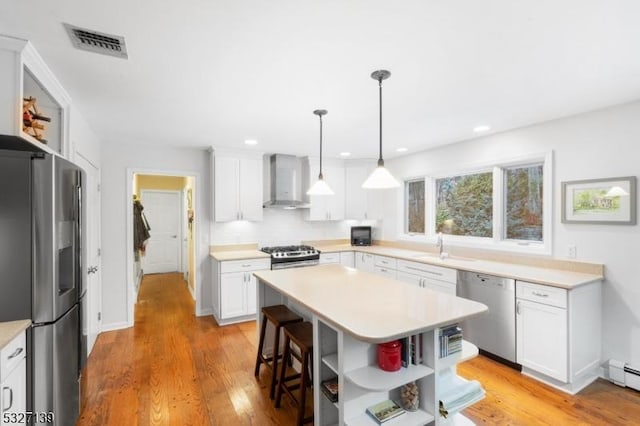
[362,69,401,189]
[307,109,334,195]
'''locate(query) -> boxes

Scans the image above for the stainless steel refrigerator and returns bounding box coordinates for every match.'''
[0,149,84,426]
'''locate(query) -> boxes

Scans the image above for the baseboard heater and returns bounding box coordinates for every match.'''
[609,359,640,391]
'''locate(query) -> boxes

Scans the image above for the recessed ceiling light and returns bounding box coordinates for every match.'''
[339,152,351,157]
[473,125,491,133]
[244,139,258,145]
[396,147,408,152]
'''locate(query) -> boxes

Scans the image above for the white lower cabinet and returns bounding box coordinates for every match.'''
[516,280,601,393]
[396,260,457,295]
[355,252,375,272]
[212,258,270,325]
[1,332,27,426]
[339,252,354,267]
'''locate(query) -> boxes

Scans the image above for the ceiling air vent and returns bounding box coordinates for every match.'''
[64,23,128,59]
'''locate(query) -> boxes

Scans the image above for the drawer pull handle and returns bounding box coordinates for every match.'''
[532,291,549,298]
[2,386,13,411]
[241,264,251,268]
[8,347,23,360]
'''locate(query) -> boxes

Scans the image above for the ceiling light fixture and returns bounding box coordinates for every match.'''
[340,152,351,157]
[396,147,408,153]
[307,109,334,195]
[244,139,258,145]
[473,125,491,133]
[362,70,400,189]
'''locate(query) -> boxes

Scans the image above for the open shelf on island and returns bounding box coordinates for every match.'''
[322,353,339,374]
[438,340,478,370]
[346,408,435,426]
[345,364,434,392]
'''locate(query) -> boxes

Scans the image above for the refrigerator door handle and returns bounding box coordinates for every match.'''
[2,386,13,410]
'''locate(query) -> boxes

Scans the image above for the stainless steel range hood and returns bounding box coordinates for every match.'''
[263,154,309,209]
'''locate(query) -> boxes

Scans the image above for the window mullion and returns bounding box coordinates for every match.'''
[493,166,504,243]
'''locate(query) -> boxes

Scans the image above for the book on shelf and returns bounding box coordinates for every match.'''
[320,377,339,403]
[366,399,406,424]
[439,324,462,358]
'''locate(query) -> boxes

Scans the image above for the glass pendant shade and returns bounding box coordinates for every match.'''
[362,164,400,189]
[307,109,334,195]
[307,176,334,195]
[363,69,400,189]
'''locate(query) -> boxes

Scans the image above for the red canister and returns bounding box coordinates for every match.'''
[377,340,402,372]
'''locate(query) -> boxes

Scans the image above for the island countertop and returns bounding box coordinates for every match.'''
[254,264,488,343]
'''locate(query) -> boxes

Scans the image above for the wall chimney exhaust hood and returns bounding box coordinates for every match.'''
[263,154,310,209]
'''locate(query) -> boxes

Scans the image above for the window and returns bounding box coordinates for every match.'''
[435,172,493,237]
[405,179,425,233]
[505,164,543,241]
[401,153,550,253]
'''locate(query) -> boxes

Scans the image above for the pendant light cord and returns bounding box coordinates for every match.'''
[378,76,384,167]
[319,114,323,179]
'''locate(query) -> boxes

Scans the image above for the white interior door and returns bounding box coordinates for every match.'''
[141,190,181,274]
[74,154,101,356]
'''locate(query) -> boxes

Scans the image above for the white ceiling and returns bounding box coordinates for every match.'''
[2,0,640,159]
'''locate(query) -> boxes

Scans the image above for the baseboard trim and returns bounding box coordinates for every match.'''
[100,321,131,332]
[197,307,213,317]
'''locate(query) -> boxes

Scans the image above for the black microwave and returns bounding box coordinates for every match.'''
[351,226,372,246]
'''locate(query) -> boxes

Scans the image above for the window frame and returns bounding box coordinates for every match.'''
[399,152,553,255]
[404,178,426,235]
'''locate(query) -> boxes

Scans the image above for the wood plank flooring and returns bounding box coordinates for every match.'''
[78,272,640,425]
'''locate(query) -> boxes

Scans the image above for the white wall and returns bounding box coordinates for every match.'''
[100,141,211,328]
[210,208,377,246]
[70,105,101,167]
[386,101,640,369]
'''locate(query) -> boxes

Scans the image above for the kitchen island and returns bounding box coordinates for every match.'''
[254,264,488,425]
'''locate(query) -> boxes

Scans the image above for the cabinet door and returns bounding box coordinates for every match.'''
[238,157,263,221]
[214,157,239,222]
[246,273,257,316]
[355,253,375,272]
[516,299,568,382]
[324,164,344,220]
[422,277,456,295]
[374,266,396,279]
[220,272,246,319]
[1,358,26,425]
[340,252,355,268]
[396,271,422,287]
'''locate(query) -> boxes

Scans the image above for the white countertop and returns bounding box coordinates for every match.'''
[209,249,270,261]
[0,319,30,350]
[317,244,602,289]
[254,264,488,343]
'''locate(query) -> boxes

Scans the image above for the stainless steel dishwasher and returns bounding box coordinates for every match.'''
[458,271,518,366]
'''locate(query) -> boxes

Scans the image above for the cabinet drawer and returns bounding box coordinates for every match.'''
[374,266,397,279]
[517,281,567,309]
[220,258,271,273]
[1,332,26,381]
[396,260,457,284]
[320,253,340,264]
[374,255,397,269]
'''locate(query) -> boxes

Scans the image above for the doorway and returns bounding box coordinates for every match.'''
[126,170,199,325]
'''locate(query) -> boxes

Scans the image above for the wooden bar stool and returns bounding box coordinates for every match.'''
[254,304,304,400]
[275,321,314,426]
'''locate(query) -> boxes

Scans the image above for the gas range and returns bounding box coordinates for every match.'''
[260,245,320,269]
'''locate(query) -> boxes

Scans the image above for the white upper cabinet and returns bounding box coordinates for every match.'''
[0,36,71,157]
[213,151,263,222]
[303,157,345,221]
[344,161,381,220]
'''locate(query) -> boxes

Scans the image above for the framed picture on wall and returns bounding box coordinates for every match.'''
[561,176,636,224]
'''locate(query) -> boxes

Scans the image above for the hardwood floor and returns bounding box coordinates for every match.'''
[78,273,640,425]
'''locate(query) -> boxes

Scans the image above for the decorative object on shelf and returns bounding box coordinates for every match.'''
[22,96,51,143]
[377,340,402,372]
[307,109,334,195]
[320,377,339,402]
[561,176,636,225]
[366,399,406,424]
[400,381,419,412]
[362,69,400,189]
